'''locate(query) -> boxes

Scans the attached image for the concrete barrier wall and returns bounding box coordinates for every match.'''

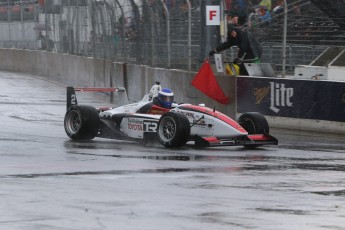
[0,49,236,118]
[0,48,343,134]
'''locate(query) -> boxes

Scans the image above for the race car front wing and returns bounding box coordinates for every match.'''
[194,134,278,148]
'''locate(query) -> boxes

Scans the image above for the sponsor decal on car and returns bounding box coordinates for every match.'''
[143,120,157,132]
[128,118,143,130]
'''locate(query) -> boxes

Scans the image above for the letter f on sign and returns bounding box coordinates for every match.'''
[209,10,217,20]
[206,6,220,25]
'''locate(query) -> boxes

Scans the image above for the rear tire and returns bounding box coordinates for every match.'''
[157,112,190,148]
[64,105,100,140]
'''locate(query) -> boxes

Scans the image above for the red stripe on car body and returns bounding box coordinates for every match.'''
[179,104,247,134]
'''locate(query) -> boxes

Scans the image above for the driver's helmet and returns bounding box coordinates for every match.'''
[156,88,174,108]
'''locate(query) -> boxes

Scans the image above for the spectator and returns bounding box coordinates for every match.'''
[45,35,54,51]
[180,0,189,12]
[233,0,247,12]
[90,31,95,43]
[37,31,45,50]
[248,7,260,28]
[62,34,69,53]
[164,0,176,12]
[209,25,261,75]
[259,0,271,11]
[248,0,261,8]
[225,0,232,12]
[259,6,271,25]
[227,12,240,26]
[112,29,120,50]
[272,0,284,14]
[37,31,45,40]
[230,0,248,25]
[293,3,301,16]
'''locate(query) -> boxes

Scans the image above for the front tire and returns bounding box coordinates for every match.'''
[238,112,269,148]
[237,112,269,135]
[157,112,190,148]
[64,105,100,140]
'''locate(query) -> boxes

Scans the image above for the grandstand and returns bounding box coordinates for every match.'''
[242,0,345,73]
[256,0,345,46]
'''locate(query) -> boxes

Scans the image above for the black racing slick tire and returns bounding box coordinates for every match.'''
[237,112,269,135]
[64,105,100,140]
[157,112,190,148]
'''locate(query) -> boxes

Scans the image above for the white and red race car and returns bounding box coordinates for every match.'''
[64,83,278,148]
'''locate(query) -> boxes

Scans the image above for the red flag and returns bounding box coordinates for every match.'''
[191,60,230,104]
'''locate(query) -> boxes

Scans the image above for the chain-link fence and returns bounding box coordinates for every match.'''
[0,0,345,78]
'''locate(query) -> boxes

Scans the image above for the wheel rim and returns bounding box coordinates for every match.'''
[159,116,176,142]
[65,110,81,134]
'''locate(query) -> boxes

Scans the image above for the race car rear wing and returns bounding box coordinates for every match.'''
[66,86,128,110]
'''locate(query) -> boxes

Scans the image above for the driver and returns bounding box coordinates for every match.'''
[153,88,174,108]
[137,88,174,114]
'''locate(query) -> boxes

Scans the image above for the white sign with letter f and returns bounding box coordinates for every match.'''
[206,6,220,25]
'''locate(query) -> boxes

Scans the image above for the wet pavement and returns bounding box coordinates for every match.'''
[1,71,345,230]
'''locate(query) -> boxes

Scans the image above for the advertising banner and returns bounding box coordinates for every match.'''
[237,77,345,122]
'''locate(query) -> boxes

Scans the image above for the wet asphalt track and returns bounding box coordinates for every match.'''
[1,71,345,230]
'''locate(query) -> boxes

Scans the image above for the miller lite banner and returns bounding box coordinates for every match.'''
[237,76,345,122]
[206,6,220,25]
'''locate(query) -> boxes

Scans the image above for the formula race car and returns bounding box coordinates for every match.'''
[64,83,278,148]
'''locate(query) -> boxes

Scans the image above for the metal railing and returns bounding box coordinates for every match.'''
[0,0,344,78]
